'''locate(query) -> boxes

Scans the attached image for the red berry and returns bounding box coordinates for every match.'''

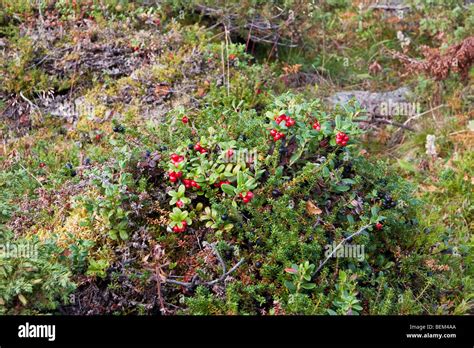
[194,143,202,151]
[375,222,383,230]
[176,200,184,208]
[285,118,295,127]
[182,116,189,124]
[171,154,180,162]
[336,132,349,146]
[242,197,250,203]
[274,132,285,141]
[39,162,46,168]
[183,179,192,188]
[172,225,180,232]
[199,148,207,154]
[276,114,288,124]
[245,191,254,200]
[175,171,182,178]
[229,54,236,60]
[312,121,321,131]
[270,129,277,136]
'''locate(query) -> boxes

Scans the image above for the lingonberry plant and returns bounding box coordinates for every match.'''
[163,128,264,231]
[284,261,317,294]
[169,208,192,233]
[265,93,363,167]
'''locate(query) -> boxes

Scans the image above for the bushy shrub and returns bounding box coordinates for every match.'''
[0,231,76,314]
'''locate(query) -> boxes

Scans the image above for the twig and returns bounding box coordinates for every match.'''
[392,104,447,137]
[312,225,370,278]
[17,162,44,188]
[220,42,226,94]
[224,24,230,97]
[164,258,245,288]
[155,262,165,313]
[369,4,410,11]
[354,118,415,131]
[19,91,41,113]
[402,104,447,126]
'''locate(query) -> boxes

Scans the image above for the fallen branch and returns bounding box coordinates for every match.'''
[312,225,371,279]
[164,258,245,288]
[354,118,415,131]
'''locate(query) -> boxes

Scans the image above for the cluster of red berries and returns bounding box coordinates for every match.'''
[172,221,187,233]
[239,191,254,204]
[194,143,207,154]
[169,170,182,183]
[312,120,321,131]
[170,153,184,166]
[269,129,285,141]
[269,114,297,141]
[275,114,296,127]
[335,132,349,147]
[182,178,201,189]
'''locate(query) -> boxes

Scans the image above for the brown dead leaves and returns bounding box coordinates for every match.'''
[306,200,322,215]
[390,36,474,81]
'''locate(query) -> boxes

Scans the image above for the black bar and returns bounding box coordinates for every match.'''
[0,315,472,346]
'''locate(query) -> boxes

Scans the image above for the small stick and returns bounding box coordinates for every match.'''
[164,258,245,288]
[312,225,370,278]
[354,118,415,131]
[17,162,44,188]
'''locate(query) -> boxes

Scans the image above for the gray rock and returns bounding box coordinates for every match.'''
[327,87,413,117]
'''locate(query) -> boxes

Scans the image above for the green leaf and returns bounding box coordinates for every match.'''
[335,114,342,129]
[221,184,235,196]
[346,215,355,225]
[284,281,296,293]
[335,185,350,192]
[371,206,379,217]
[119,230,129,240]
[301,283,316,290]
[322,166,330,178]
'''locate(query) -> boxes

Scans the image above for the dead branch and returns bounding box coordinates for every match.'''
[164,258,245,288]
[312,225,371,278]
[354,118,415,131]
